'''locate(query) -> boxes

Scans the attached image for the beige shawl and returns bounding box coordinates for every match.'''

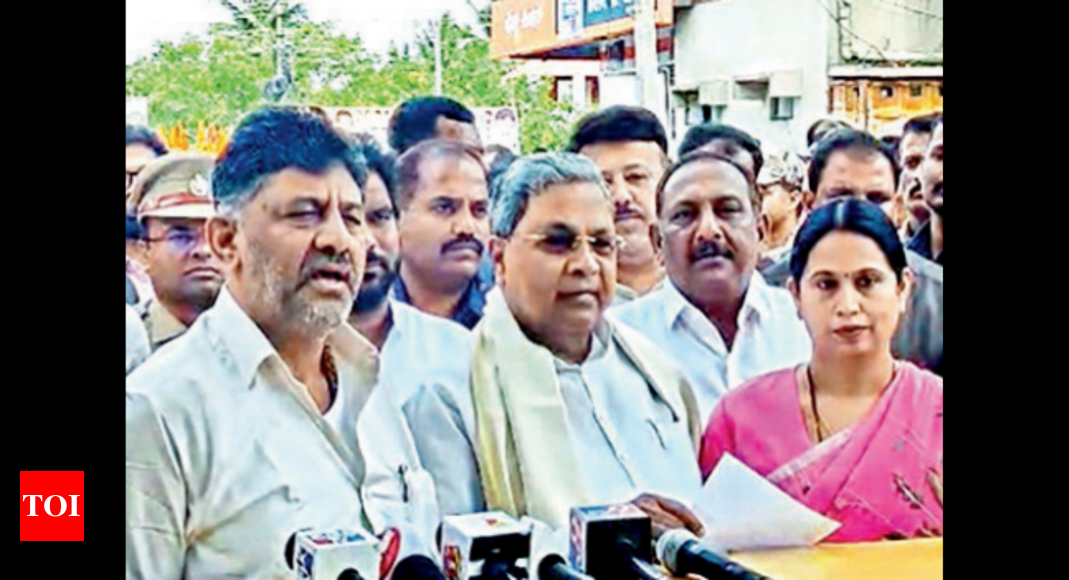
[471,289,700,528]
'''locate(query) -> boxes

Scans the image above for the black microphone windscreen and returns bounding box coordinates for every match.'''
[285,533,297,570]
[392,555,447,580]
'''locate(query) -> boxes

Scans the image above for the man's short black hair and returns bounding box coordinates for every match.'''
[394,139,486,212]
[902,113,940,138]
[678,122,764,177]
[212,107,368,212]
[356,140,398,204]
[126,124,168,156]
[808,128,900,193]
[655,150,758,216]
[388,96,476,155]
[565,105,668,155]
[806,119,851,148]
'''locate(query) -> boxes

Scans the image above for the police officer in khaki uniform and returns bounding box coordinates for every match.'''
[127,153,223,351]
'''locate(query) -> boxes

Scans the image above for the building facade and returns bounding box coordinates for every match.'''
[490,0,943,153]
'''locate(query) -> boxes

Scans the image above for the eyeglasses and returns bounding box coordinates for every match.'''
[520,231,625,257]
[144,229,206,254]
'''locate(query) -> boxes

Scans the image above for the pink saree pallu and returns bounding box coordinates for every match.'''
[699,362,943,542]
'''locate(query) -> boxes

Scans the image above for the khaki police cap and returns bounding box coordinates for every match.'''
[127,152,216,220]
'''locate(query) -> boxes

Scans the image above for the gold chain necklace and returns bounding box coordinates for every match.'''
[806,365,833,443]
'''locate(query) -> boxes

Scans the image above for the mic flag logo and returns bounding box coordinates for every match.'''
[20,471,84,541]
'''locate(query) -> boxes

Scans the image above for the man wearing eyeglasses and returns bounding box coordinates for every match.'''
[127,153,223,351]
[408,153,706,539]
[126,125,168,312]
[609,152,812,431]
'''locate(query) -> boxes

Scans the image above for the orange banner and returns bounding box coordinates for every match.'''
[491,0,559,60]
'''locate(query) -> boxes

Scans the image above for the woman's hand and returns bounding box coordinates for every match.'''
[632,492,706,539]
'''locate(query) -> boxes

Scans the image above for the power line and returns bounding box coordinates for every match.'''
[874,0,944,21]
[810,0,894,64]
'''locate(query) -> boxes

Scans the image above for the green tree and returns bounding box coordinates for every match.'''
[126,6,579,153]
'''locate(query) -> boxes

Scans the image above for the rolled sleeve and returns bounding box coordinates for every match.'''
[126,392,187,580]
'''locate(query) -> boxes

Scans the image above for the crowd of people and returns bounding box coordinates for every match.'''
[124,96,943,578]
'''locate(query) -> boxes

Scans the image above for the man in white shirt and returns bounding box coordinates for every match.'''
[125,303,150,375]
[416,153,707,538]
[567,106,670,304]
[126,109,438,580]
[348,141,482,517]
[610,151,811,427]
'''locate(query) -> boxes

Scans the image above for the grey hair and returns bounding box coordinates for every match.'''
[490,152,610,237]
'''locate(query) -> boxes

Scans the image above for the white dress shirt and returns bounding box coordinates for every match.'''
[126,288,439,580]
[125,304,150,376]
[553,320,701,507]
[377,299,484,517]
[609,273,811,428]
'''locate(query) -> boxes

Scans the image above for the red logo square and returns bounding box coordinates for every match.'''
[20,471,84,541]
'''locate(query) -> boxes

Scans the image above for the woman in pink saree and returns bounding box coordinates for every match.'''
[699,198,943,542]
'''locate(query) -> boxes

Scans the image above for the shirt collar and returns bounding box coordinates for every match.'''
[391,274,486,330]
[205,286,279,389]
[207,287,379,390]
[552,316,612,370]
[661,272,773,331]
[145,299,188,347]
[907,221,935,261]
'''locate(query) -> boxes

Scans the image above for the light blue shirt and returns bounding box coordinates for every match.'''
[609,273,812,429]
[380,299,483,517]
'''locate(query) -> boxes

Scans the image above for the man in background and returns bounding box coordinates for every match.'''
[568,106,670,304]
[127,153,223,350]
[392,139,491,329]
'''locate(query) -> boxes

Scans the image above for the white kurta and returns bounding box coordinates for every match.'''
[409,298,702,520]
[126,288,438,580]
[553,320,701,507]
[609,274,811,428]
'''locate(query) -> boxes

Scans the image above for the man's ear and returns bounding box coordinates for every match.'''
[489,236,507,287]
[207,216,239,267]
[649,221,664,255]
[898,267,915,314]
[802,189,817,210]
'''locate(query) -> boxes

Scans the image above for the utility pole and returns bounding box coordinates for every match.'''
[435,17,444,96]
[634,0,663,126]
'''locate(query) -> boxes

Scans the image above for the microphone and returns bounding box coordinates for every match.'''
[656,529,775,580]
[392,555,448,580]
[537,554,594,580]
[440,512,532,580]
[285,528,381,580]
[568,504,660,580]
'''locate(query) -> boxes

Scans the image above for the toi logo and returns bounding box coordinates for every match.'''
[20,471,84,541]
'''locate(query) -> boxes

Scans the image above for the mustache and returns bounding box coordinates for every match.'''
[300,252,354,284]
[907,179,923,200]
[441,235,484,255]
[614,201,644,221]
[691,239,733,262]
[365,248,392,270]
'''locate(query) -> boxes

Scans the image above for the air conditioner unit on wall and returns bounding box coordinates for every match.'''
[699,80,730,105]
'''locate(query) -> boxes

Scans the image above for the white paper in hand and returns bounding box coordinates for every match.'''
[692,453,841,553]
